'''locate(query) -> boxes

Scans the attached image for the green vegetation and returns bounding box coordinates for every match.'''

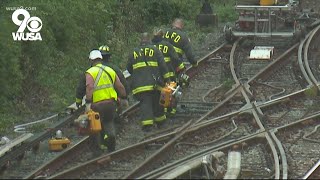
[0,0,237,134]
[304,86,318,97]
[221,78,234,90]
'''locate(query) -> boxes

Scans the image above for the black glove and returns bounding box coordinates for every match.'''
[178,73,190,87]
[155,76,165,87]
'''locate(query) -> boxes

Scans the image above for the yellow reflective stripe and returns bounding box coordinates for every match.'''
[170,108,177,114]
[100,145,108,150]
[132,85,154,94]
[76,98,82,103]
[94,84,113,91]
[132,61,158,70]
[133,62,147,69]
[147,61,158,66]
[154,115,166,122]
[93,67,104,88]
[173,46,184,54]
[154,85,163,91]
[163,72,174,79]
[86,64,117,103]
[164,57,171,62]
[93,65,114,92]
[178,63,185,70]
[142,119,154,126]
[104,134,108,140]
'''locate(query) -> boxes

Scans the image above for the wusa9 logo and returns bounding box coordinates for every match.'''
[11,9,42,41]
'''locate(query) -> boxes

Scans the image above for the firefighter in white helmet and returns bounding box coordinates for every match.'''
[83,50,126,152]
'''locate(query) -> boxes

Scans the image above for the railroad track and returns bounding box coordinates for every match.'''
[139,109,320,179]
[28,24,318,178]
[1,42,230,179]
[139,25,319,179]
[1,22,320,179]
[303,159,320,179]
[24,43,235,179]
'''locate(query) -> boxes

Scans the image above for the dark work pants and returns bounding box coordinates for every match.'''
[166,97,178,114]
[134,90,165,127]
[153,90,165,118]
[92,100,116,151]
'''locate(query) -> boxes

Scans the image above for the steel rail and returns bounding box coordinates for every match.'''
[302,124,320,143]
[47,86,320,179]
[22,31,320,179]
[240,87,281,179]
[25,101,143,179]
[298,30,313,86]
[253,99,289,179]
[270,131,288,179]
[230,38,283,179]
[141,111,320,179]
[302,159,320,179]
[304,25,320,87]
[229,38,242,86]
[44,44,230,179]
[138,131,266,179]
[48,105,243,179]
[0,107,84,169]
[123,65,243,179]
[4,22,320,179]
[274,112,320,132]
[138,33,319,179]
[25,136,91,179]
[48,125,178,179]
[6,41,228,168]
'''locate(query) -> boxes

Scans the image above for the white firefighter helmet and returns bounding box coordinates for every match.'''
[56,130,63,139]
[89,50,103,60]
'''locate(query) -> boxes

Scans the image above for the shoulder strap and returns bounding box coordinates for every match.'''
[96,65,114,84]
[91,65,115,91]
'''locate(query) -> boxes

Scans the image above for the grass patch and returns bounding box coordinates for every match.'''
[0,0,236,135]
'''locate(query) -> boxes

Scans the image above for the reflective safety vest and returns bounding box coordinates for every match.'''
[86,64,117,103]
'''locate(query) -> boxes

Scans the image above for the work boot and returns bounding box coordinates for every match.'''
[154,114,167,128]
[100,143,115,153]
[167,108,176,118]
[100,144,108,151]
[103,135,116,153]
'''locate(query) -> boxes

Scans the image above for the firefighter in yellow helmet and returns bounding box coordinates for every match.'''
[126,32,170,132]
[84,50,126,152]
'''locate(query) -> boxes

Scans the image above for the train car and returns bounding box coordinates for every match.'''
[223,0,311,42]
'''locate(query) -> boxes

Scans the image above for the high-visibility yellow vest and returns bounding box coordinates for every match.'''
[86,64,117,103]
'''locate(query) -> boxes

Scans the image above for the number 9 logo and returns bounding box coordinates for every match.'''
[12,9,42,33]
